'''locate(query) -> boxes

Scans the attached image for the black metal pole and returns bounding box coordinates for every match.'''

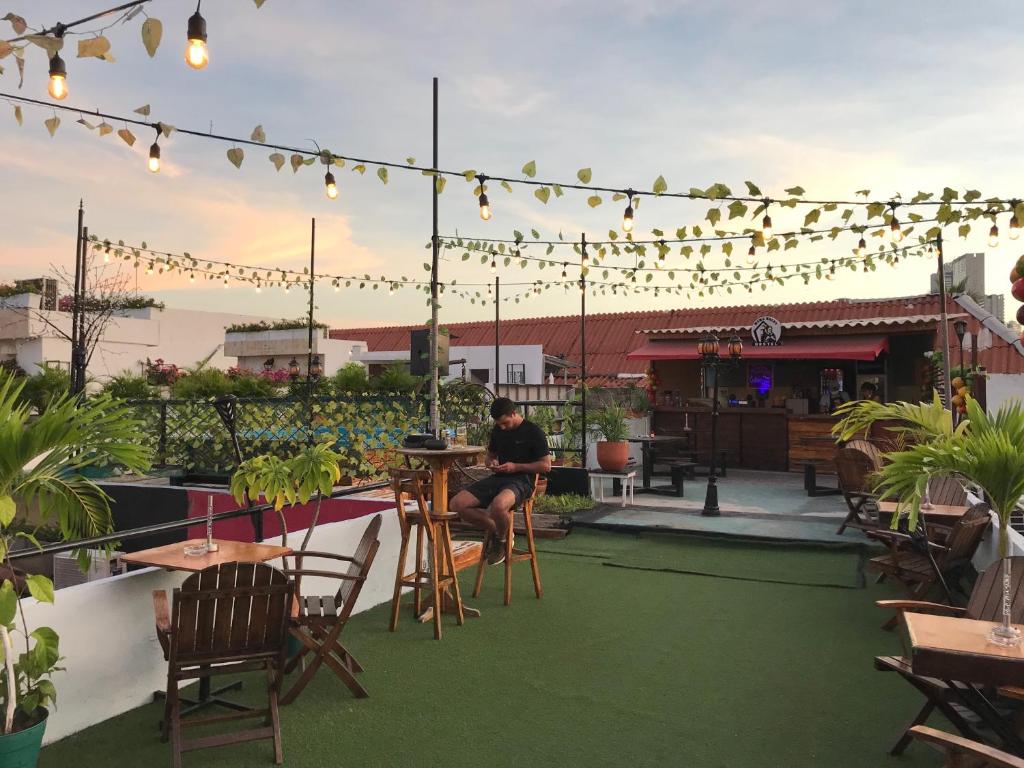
[70,202,84,394]
[428,76,440,437]
[580,233,587,467]
[74,224,89,395]
[702,358,720,516]
[494,275,500,394]
[307,217,315,444]
[935,231,953,411]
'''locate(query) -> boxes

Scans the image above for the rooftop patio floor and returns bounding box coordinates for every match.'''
[42,529,937,767]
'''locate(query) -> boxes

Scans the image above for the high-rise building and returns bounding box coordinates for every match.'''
[930,252,985,297]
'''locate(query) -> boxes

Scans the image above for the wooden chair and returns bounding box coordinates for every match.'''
[909,726,1024,768]
[834,446,882,534]
[870,503,993,627]
[926,475,969,506]
[842,437,885,468]
[874,557,1024,756]
[279,513,382,705]
[473,475,545,605]
[152,562,293,768]
[388,467,468,640]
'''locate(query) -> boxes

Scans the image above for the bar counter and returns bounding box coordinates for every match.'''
[651,407,840,473]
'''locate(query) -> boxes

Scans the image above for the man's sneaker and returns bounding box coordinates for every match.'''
[486,536,506,565]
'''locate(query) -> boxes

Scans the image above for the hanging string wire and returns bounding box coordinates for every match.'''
[3,1,154,43]
[3,92,1020,211]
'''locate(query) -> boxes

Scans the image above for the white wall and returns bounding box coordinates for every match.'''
[354,343,545,386]
[26,508,409,745]
[986,374,1024,412]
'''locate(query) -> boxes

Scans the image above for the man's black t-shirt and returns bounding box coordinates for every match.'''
[488,419,549,468]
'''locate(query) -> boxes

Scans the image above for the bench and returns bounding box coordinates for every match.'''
[794,458,841,497]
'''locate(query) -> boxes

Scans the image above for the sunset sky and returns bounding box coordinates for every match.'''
[1,1,1021,328]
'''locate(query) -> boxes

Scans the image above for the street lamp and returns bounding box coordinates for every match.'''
[263,357,274,373]
[698,334,743,516]
[953,319,968,379]
[309,354,323,381]
[288,357,300,381]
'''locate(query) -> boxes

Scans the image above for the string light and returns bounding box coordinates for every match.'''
[855,233,866,257]
[746,237,756,265]
[148,129,161,173]
[47,53,68,101]
[489,256,496,274]
[889,203,903,243]
[189,271,195,283]
[185,2,209,70]
[561,263,568,279]
[255,283,262,293]
[1011,208,1021,241]
[223,276,229,289]
[622,191,634,233]
[324,170,338,200]
[477,175,491,221]
[761,199,773,241]
[989,221,1000,249]
[145,263,153,275]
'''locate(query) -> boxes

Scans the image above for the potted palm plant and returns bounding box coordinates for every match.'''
[838,394,1024,646]
[0,377,151,766]
[590,404,630,472]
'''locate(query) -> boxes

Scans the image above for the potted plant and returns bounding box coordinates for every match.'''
[590,404,630,472]
[0,377,151,766]
[230,442,342,551]
[838,394,1024,646]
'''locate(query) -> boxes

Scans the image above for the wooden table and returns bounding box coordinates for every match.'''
[904,612,1024,753]
[396,445,486,622]
[878,501,970,527]
[123,537,292,718]
[122,538,292,571]
[627,435,688,492]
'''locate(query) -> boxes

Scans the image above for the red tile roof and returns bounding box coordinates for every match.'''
[332,294,1024,375]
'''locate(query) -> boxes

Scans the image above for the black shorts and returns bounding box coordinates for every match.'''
[464,474,535,507]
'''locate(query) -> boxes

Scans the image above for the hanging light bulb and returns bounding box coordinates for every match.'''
[255,283,262,293]
[103,251,110,264]
[761,200,773,241]
[856,235,867,257]
[989,222,1000,248]
[185,3,209,70]
[324,171,338,200]
[47,53,68,100]
[889,205,903,243]
[561,263,568,279]
[489,257,496,274]
[622,192,634,233]
[223,277,229,289]
[333,283,340,293]
[146,263,154,275]
[1011,212,1021,241]
[148,141,161,173]
[388,284,394,296]
[476,175,491,220]
[189,272,195,283]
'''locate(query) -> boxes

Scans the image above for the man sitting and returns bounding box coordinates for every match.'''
[451,397,551,565]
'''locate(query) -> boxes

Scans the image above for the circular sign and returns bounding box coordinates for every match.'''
[751,315,782,346]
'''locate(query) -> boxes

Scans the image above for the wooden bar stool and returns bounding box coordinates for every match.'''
[388,467,468,640]
[473,475,544,605]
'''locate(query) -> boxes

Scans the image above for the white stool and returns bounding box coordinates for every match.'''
[588,470,636,507]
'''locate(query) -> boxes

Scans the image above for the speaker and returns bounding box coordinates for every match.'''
[410,329,449,377]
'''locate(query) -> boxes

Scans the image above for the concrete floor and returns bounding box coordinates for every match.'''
[577,469,871,545]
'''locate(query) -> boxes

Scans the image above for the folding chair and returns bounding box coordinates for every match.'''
[874,555,1024,755]
[280,514,382,704]
[152,562,293,768]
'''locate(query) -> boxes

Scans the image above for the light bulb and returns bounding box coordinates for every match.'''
[761,214,773,241]
[989,224,1000,248]
[185,11,209,70]
[325,171,338,200]
[1011,214,1021,240]
[255,284,262,293]
[148,142,161,173]
[189,272,195,283]
[103,252,110,263]
[479,191,491,221]
[890,215,902,243]
[622,201,634,233]
[146,264,153,275]
[223,278,229,289]
[47,54,67,100]
[746,244,756,264]
[490,259,496,274]
[856,237,866,257]
[334,283,340,293]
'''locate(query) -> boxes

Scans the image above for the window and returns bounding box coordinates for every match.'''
[506,363,526,384]
[470,368,490,383]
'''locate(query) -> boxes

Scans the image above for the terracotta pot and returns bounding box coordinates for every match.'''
[596,441,629,472]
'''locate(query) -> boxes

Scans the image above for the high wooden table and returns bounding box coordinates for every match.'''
[123,538,292,717]
[877,501,970,527]
[904,612,1024,752]
[396,445,486,624]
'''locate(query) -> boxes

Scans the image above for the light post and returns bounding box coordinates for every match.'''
[698,333,743,516]
[953,319,968,380]
[288,357,300,382]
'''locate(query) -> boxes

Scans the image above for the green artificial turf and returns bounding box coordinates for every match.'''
[41,531,939,768]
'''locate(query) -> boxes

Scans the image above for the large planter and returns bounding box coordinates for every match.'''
[596,441,629,472]
[0,709,48,768]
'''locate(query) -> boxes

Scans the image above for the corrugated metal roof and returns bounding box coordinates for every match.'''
[331,294,1024,375]
[641,313,967,336]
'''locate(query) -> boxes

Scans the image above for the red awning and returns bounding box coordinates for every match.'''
[626,334,889,362]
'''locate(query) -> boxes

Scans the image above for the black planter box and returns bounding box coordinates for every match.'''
[545,466,590,496]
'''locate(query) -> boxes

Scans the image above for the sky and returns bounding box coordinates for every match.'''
[1,0,1022,329]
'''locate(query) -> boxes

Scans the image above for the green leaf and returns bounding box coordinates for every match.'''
[744,181,762,196]
[26,574,54,604]
[706,208,721,226]
[352,163,366,175]
[0,580,15,625]
[576,168,592,184]
[500,180,513,193]
[727,200,748,220]
[521,160,537,178]
[652,175,668,195]
[587,195,603,208]
[377,167,388,184]
[435,176,446,194]
[462,169,477,182]
[804,208,821,227]
[534,187,551,204]
[784,186,805,196]
[0,495,14,527]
